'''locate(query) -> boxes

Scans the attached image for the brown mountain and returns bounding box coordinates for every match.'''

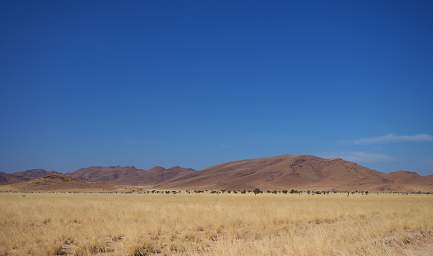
[11,173,115,192]
[2,155,432,192]
[383,170,433,192]
[146,166,196,183]
[70,166,195,185]
[159,155,433,192]
[0,169,58,185]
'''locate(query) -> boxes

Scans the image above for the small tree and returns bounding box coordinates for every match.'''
[253,188,262,195]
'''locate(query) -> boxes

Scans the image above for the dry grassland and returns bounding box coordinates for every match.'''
[0,193,432,256]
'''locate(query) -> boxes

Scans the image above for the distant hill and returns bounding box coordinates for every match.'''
[0,169,58,185]
[70,166,195,185]
[1,155,432,192]
[158,155,433,192]
[11,173,115,192]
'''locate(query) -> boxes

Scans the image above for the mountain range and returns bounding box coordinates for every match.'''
[1,155,432,192]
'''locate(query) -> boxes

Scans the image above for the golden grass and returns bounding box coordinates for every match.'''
[0,193,432,256]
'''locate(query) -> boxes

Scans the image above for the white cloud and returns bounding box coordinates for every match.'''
[321,152,394,163]
[351,134,433,145]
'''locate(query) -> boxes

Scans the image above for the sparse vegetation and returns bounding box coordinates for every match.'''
[253,188,262,194]
[1,192,433,256]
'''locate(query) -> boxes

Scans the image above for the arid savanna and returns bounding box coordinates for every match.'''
[1,192,433,256]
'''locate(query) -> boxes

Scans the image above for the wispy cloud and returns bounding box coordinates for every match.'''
[349,134,433,145]
[320,151,394,163]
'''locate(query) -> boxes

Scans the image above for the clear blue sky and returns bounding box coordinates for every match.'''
[1,0,433,174]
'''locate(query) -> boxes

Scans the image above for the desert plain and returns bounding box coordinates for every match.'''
[1,192,433,256]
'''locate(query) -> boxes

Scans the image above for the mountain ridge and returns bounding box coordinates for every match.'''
[1,155,432,192]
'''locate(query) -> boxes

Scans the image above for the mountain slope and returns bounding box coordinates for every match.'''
[2,155,432,192]
[160,155,433,192]
[383,170,433,192]
[70,166,195,185]
[11,173,115,192]
[0,169,58,185]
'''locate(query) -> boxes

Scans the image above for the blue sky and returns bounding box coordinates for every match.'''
[1,0,433,174]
